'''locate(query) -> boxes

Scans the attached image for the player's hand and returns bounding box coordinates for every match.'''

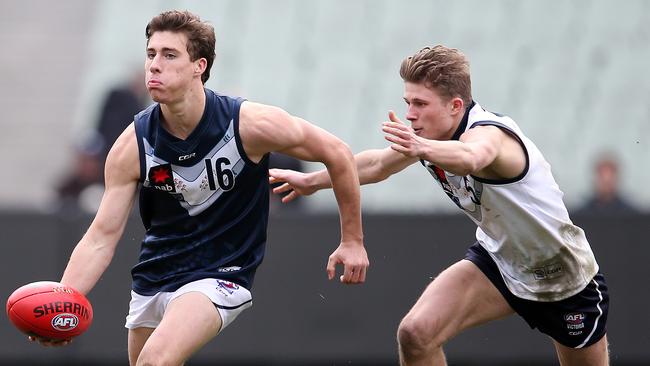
[28,335,72,347]
[382,111,429,158]
[326,240,369,284]
[269,169,317,203]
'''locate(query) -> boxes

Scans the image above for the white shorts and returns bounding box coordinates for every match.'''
[124,278,253,333]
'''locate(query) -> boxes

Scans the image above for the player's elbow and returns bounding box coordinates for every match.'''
[443,156,475,177]
[448,148,489,176]
[458,157,480,176]
[324,138,355,166]
[86,221,124,252]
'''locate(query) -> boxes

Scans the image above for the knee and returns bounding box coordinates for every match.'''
[397,316,442,355]
[137,348,178,366]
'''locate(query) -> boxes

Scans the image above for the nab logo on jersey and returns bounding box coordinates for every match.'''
[148,164,176,192]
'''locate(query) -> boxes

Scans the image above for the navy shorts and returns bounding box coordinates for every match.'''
[465,242,609,348]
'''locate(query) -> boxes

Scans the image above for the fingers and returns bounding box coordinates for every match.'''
[269,169,289,185]
[269,170,301,203]
[382,122,412,148]
[337,256,368,284]
[272,184,298,203]
[328,256,366,283]
[383,121,417,157]
[342,262,355,283]
[389,144,408,155]
[327,244,369,285]
[326,255,337,280]
[384,131,404,145]
[272,182,292,194]
[339,265,366,284]
[29,335,71,347]
[271,181,298,203]
[281,191,299,203]
[384,130,410,155]
[388,110,404,124]
[268,168,286,178]
[354,265,367,283]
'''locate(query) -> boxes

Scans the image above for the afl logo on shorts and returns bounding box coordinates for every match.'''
[51,313,79,331]
[564,312,586,334]
[216,280,240,295]
[564,312,585,324]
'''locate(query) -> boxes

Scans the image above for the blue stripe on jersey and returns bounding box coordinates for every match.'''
[132,88,270,295]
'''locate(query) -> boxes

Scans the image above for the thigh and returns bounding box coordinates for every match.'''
[128,327,155,366]
[554,334,609,366]
[402,259,515,342]
[138,291,222,365]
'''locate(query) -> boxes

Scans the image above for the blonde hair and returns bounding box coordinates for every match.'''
[399,45,472,106]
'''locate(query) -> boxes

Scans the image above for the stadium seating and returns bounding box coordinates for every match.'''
[1,0,648,212]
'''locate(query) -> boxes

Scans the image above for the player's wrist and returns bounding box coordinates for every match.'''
[309,170,330,190]
[340,234,364,245]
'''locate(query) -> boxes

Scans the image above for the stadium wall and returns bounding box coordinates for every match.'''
[1,211,647,365]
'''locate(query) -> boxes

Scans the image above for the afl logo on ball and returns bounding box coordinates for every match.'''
[51,313,79,331]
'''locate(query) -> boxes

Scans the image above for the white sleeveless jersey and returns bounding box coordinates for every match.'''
[423,102,598,301]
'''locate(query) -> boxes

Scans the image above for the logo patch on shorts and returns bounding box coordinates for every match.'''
[218,266,241,273]
[532,263,564,280]
[216,280,240,296]
[564,312,585,335]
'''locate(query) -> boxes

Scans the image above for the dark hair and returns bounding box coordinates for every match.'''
[399,45,472,106]
[146,10,216,84]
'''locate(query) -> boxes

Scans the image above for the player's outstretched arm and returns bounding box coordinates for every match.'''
[382,111,525,178]
[30,125,138,347]
[269,111,417,203]
[240,102,369,284]
[60,124,140,295]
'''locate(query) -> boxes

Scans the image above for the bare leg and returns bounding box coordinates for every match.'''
[135,291,223,366]
[128,327,155,366]
[397,260,515,366]
[554,335,609,366]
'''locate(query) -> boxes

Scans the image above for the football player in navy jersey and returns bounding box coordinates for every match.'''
[31,10,369,366]
[270,45,609,365]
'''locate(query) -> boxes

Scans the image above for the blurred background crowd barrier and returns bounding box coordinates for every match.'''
[1,212,648,365]
[1,0,649,365]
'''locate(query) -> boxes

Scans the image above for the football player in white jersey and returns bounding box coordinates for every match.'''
[270,45,609,365]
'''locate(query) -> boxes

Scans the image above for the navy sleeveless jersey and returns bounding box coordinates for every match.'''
[132,88,269,295]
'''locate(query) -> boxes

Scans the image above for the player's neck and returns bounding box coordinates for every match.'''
[160,84,206,140]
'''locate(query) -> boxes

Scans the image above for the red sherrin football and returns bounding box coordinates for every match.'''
[6,281,93,340]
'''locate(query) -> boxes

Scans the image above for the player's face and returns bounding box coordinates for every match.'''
[145,31,202,103]
[403,82,462,140]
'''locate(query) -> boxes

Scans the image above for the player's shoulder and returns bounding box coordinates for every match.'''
[468,102,507,124]
[105,123,139,180]
[467,103,522,135]
[239,101,298,138]
[240,100,290,124]
[134,103,158,125]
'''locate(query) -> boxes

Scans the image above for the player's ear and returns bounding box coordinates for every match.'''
[450,97,464,115]
[195,58,207,75]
